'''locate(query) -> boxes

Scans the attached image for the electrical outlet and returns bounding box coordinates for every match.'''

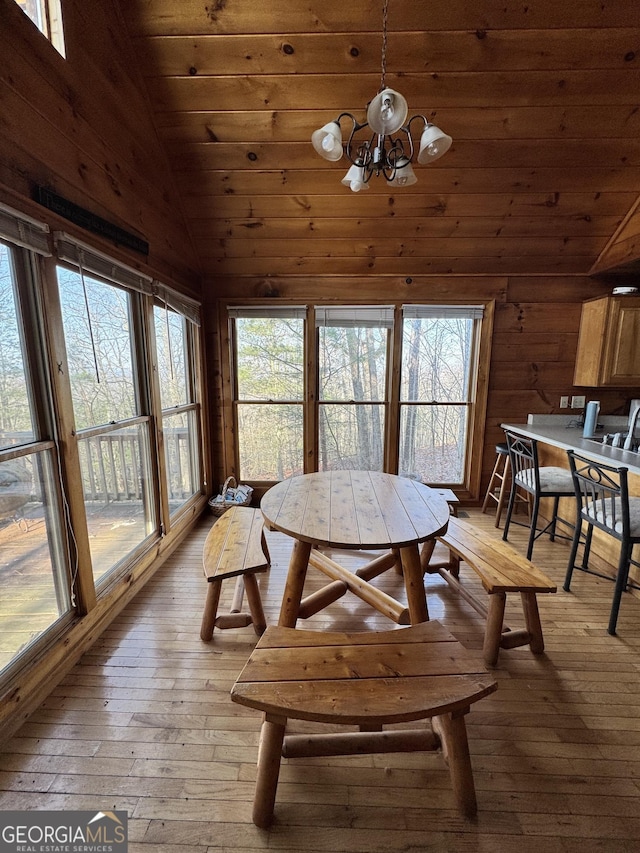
[571,395,586,409]
[560,395,569,409]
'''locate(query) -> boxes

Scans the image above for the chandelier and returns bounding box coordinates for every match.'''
[311,0,452,192]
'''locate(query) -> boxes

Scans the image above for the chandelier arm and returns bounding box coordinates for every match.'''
[344,124,374,169]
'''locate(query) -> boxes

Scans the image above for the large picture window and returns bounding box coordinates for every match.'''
[0,237,70,678]
[229,307,305,481]
[399,306,483,484]
[227,303,489,492]
[317,306,392,472]
[57,259,156,584]
[153,303,201,516]
[0,204,205,698]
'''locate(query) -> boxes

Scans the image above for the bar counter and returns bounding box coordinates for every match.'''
[499,416,640,588]
[500,420,640,476]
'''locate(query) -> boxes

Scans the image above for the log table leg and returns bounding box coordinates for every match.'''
[400,544,429,624]
[278,539,312,627]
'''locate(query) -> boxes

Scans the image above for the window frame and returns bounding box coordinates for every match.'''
[221,300,494,500]
[12,0,66,57]
[55,258,160,588]
[152,301,204,522]
[0,238,75,680]
[227,305,307,483]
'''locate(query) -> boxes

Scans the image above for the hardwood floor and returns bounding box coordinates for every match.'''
[1,508,639,851]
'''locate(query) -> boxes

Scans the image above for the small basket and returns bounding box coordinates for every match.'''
[208,476,253,517]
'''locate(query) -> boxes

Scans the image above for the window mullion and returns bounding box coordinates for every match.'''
[307,306,318,473]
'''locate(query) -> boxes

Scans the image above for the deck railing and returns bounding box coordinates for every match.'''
[1,427,193,506]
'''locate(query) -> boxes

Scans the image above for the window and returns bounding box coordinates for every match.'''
[317,306,392,472]
[0,233,71,678]
[13,0,65,56]
[0,205,206,690]
[227,303,490,493]
[154,302,202,516]
[400,306,483,484]
[56,247,157,585]
[229,307,305,481]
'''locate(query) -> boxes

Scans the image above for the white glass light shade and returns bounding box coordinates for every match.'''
[367,88,408,135]
[386,158,417,187]
[341,164,370,192]
[311,121,344,161]
[417,124,452,164]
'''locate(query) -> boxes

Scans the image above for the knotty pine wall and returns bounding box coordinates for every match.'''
[0,0,200,291]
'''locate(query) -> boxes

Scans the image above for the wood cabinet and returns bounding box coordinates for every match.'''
[573,295,640,386]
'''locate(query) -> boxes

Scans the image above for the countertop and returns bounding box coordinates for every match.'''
[500,420,640,475]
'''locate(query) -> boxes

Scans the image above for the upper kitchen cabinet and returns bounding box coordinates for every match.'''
[574,295,640,387]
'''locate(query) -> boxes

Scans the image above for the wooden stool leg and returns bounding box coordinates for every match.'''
[482,452,503,513]
[244,573,267,636]
[483,592,506,667]
[253,714,286,828]
[494,454,511,528]
[200,580,222,641]
[521,591,544,654]
[433,710,477,817]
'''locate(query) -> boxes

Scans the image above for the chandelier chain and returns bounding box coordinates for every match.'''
[380,0,389,91]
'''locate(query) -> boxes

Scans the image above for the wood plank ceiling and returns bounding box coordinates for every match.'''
[117,0,640,280]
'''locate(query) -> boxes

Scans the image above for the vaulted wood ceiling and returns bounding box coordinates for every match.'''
[117,0,640,280]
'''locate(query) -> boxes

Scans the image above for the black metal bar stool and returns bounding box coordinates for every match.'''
[564,450,640,635]
[502,430,575,561]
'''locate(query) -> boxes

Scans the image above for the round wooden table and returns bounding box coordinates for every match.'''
[260,470,451,627]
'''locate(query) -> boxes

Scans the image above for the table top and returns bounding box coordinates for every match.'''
[260,470,451,550]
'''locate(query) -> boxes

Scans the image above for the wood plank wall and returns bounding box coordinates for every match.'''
[0,0,201,291]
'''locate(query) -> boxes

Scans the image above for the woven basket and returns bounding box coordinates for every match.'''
[208,476,253,517]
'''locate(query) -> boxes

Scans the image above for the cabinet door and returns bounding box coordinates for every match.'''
[603,301,640,384]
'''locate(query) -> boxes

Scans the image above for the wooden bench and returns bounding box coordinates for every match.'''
[421,516,557,666]
[231,620,497,827]
[200,506,271,641]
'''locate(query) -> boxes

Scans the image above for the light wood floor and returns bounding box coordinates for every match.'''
[1,508,639,852]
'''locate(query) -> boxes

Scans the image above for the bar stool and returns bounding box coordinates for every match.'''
[481,442,511,527]
[502,430,575,561]
[563,450,640,635]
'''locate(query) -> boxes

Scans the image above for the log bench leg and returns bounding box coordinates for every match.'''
[521,591,545,654]
[432,710,477,817]
[483,592,506,667]
[244,573,267,636]
[253,714,286,829]
[200,580,222,641]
